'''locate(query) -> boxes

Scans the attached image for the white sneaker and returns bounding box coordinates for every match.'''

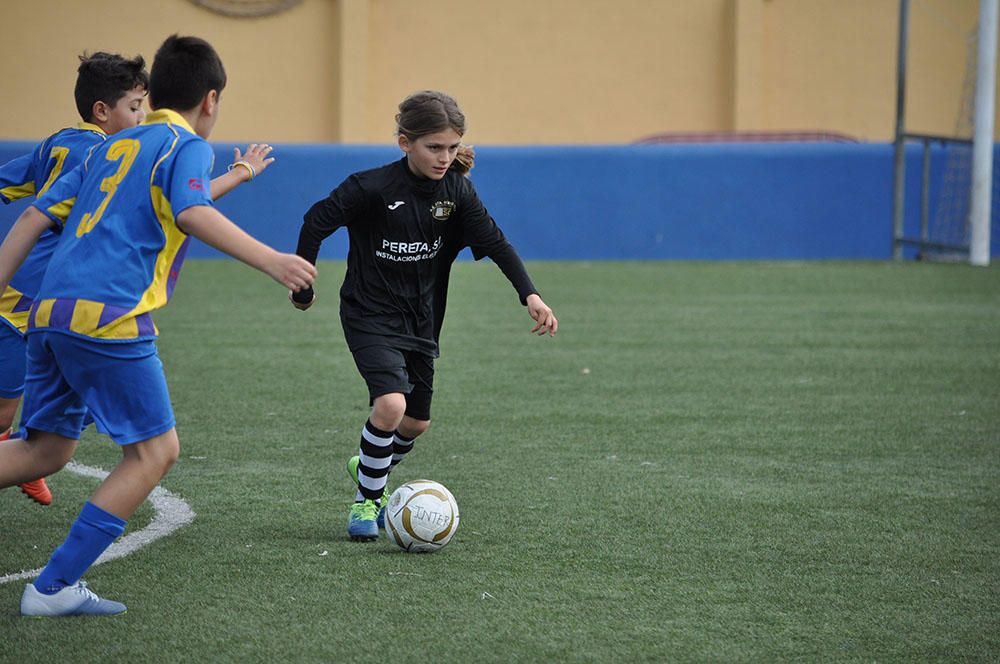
[21,581,127,616]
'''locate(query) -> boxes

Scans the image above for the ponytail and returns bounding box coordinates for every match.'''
[451,144,475,176]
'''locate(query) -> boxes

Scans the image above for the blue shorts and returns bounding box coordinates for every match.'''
[20,331,175,445]
[0,322,26,398]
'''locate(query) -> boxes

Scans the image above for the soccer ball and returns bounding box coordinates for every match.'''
[384,480,460,553]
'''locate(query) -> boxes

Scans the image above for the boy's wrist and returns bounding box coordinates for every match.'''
[228,160,255,182]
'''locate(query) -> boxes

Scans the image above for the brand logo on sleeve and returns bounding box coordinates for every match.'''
[188,178,204,191]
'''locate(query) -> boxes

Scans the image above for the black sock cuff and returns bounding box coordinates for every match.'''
[359,485,385,501]
[365,420,394,439]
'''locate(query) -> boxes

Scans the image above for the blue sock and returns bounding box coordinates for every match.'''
[34,501,126,595]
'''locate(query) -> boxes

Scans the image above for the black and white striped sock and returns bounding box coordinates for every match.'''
[355,420,394,503]
[390,431,415,471]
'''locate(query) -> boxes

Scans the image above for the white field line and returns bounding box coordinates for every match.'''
[0,461,195,585]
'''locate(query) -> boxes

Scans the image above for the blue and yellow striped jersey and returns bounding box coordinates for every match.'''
[0,123,107,333]
[30,109,214,342]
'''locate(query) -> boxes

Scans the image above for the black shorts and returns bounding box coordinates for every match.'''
[351,345,434,421]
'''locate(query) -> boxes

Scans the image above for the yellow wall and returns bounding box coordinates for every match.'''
[750,0,979,140]
[364,0,735,143]
[0,0,340,142]
[755,0,902,139]
[0,0,989,143]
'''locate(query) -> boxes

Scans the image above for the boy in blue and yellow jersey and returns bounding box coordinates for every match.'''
[0,35,315,617]
[0,53,276,508]
[0,52,149,506]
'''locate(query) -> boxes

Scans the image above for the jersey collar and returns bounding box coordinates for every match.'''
[398,157,443,196]
[76,122,107,136]
[143,109,197,135]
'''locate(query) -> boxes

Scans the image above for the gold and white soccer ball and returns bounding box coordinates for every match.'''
[384,480,459,553]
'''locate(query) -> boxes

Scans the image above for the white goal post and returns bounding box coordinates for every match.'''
[892,0,997,266]
[970,0,998,266]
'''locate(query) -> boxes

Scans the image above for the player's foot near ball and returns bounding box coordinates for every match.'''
[346,455,388,528]
[347,499,380,541]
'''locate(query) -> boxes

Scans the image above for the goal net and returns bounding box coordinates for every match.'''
[919,26,976,261]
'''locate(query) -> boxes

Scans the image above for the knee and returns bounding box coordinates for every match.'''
[157,434,180,473]
[150,445,179,479]
[31,432,78,474]
[51,443,76,468]
[371,393,407,430]
[135,430,180,476]
[403,419,431,438]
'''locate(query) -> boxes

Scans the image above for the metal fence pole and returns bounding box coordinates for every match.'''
[892,0,910,260]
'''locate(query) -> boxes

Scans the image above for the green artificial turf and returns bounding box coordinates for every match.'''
[1,260,997,662]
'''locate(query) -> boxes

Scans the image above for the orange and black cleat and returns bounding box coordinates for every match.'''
[19,478,53,505]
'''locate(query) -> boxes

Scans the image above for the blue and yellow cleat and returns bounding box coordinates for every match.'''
[347,499,380,541]
[20,581,127,617]
[346,455,389,528]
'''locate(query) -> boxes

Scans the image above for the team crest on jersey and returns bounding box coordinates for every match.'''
[430,200,456,221]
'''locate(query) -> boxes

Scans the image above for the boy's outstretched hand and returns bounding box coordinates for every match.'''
[264,253,316,292]
[526,293,558,336]
[233,144,276,179]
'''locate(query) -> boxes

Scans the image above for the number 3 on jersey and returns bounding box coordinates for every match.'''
[76,138,140,237]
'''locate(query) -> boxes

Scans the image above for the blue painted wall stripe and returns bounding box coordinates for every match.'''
[1,141,997,260]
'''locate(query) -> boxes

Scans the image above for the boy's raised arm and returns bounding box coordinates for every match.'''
[175,204,315,291]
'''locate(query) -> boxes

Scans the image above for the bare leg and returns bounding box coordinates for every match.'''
[89,428,180,520]
[0,430,76,488]
[397,415,430,440]
[369,392,406,432]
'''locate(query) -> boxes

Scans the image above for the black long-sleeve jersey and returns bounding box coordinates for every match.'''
[296,157,537,357]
